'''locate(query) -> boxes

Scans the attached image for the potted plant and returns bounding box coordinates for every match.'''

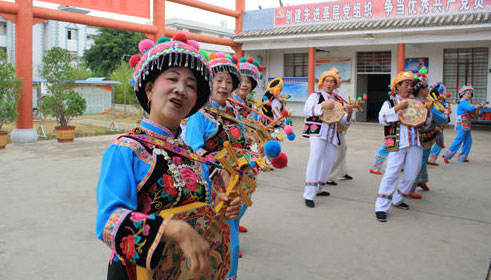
[0,50,22,149]
[40,47,86,142]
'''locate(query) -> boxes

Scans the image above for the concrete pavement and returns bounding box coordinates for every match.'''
[1,122,490,280]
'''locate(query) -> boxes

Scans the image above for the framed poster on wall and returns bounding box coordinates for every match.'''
[405,58,429,73]
[315,59,352,83]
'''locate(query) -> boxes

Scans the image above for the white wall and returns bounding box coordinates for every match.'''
[255,41,490,118]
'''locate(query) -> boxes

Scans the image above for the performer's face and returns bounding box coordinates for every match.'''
[463,91,473,101]
[238,76,252,100]
[396,80,413,98]
[322,77,336,93]
[416,86,429,98]
[212,72,234,106]
[145,67,197,130]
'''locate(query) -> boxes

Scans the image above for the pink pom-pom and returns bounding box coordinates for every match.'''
[216,52,226,58]
[173,32,188,43]
[271,152,288,169]
[129,54,141,68]
[247,57,254,63]
[187,39,199,50]
[138,39,154,54]
[284,125,293,135]
[258,65,264,72]
[281,110,289,118]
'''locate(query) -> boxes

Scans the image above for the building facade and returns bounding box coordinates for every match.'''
[235,1,491,120]
[0,17,234,80]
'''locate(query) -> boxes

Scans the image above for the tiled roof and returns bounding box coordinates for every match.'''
[235,12,491,40]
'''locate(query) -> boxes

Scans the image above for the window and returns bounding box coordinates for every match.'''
[443,48,488,103]
[67,29,78,40]
[357,51,391,73]
[0,22,6,35]
[284,53,308,77]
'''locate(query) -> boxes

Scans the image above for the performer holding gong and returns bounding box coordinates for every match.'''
[96,34,241,280]
[302,67,353,208]
[374,71,433,222]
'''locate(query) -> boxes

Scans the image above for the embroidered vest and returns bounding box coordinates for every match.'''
[384,99,400,152]
[302,93,325,138]
[121,128,210,213]
[202,106,247,153]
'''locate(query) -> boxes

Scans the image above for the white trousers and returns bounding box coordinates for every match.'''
[304,137,338,200]
[375,146,423,212]
[328,132,347,182]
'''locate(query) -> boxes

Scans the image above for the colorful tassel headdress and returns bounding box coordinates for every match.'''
[238,57,264,90]
[129,32,212,116]
[208,52,241,91]
[458,84,474,98]
[412,67,429,93]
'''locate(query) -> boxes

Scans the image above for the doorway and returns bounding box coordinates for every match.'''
[356,74,391,122]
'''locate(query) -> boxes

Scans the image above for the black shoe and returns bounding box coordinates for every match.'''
[343,174,353,180]
[326,181,337,186]
[375,211,387,222]
[317,191,330,196]
[305,199,315,208]
[394,202,410,210]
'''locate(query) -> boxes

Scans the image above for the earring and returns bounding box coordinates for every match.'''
[147,100,151,109]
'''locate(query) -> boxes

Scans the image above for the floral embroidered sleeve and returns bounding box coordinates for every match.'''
[96,144,167,270]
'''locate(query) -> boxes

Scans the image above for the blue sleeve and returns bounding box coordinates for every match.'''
[185,111,217,153]
[430,107,448,124]
[96,144,139,242]
[459,100,477,112]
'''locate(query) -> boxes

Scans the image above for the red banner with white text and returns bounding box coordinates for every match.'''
[274,0,491,27]
[38,0,150,18]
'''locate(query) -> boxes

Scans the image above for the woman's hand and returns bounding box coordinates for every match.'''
[425,100,434,110]
[219,169,230,188]
[163,220,211,278]
[394,101,408,112]
[215,193,242,220]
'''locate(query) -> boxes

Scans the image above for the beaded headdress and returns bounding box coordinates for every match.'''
[129,32,212,115]
[208,53,241,91]
[458,84,474,98]
[238,57,264,90]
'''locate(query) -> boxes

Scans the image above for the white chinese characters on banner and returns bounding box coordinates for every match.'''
[274,0,490,27]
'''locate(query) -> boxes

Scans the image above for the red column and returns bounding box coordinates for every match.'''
[15,0,33,129]
[154,0,165,41]
[234,0,244,58]
[308,47,316,95]
[397,43,405,73]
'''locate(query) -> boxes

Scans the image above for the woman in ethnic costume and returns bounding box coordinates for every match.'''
[228,57,264,237]
[407,69,448,199]
[96,34,241,280]
[427,82,452,165]
[374,71,433,222]
[302,67,353,208]
[185,53,248,280]
[442,84,481,163]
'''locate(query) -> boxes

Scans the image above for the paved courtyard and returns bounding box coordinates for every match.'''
[1,121,490,280]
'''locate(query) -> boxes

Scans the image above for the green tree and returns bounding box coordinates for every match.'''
[84,28,145,76]
[0,50,22,131]
[41,47,86,128]
[110,59,137,105]
[71,61,96,80]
